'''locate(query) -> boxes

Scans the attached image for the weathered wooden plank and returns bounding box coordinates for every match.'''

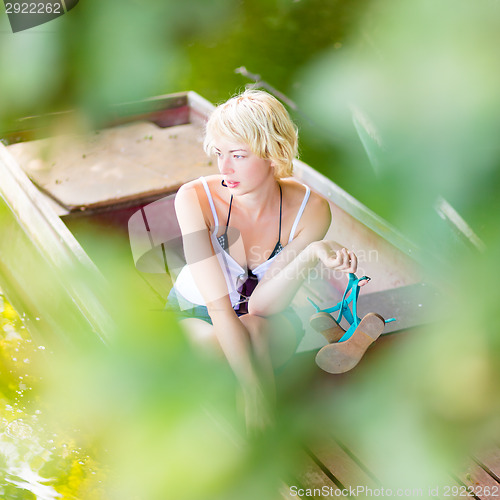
[457,457,500,500]
[1,92,191,145]
[307,436,380,492]
[0,142,115,350]
[474,447,500,488]
[301,454,340,491]
[293,454,340,498]
[7,121,217,211]
[332,435,500,500]
[315,433,471,500]
[357,282,440,334]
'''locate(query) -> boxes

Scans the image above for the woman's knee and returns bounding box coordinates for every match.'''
[241,312,299,367]
[239,313,270,344]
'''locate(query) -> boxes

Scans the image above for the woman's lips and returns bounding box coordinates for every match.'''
[225,181,240,188]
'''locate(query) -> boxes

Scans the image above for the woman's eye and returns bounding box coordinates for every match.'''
[234,155,244,159]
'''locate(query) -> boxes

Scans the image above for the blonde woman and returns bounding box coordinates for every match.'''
[168,90,360,429]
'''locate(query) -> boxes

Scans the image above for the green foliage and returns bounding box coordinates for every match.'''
[297,0,500,490]
[2,0,500,497]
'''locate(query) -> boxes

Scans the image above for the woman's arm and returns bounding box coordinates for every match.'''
[174,183,263,391]
[174,183,233,308]
[248,241,358,316]
[248,195,358,316]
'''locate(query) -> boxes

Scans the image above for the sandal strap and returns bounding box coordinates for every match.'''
[308,273,369,328]
[308,273,396,341]
[340,273,365,328]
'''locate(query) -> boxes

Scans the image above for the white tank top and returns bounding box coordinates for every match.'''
[174,177,311,308]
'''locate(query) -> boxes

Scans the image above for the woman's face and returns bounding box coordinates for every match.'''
[213,136,274,194]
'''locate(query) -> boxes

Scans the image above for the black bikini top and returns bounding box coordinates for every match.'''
[217,183,283,260]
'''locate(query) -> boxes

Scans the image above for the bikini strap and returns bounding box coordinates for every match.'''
[225,195,233,229]
[218,194,233,250]
[288,185,311,243]
[277,183,283,244]
[199,177,219,228]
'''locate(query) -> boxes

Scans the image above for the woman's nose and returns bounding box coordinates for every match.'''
[219,156,234,174]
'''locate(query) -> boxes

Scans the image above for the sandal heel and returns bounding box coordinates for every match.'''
[309,312,345,343]
[315,313,385,374]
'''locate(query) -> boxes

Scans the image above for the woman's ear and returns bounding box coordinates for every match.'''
[269,161,279,178]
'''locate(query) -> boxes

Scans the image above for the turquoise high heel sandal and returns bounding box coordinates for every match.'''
[308,273,395,374]
[308,273,381,343]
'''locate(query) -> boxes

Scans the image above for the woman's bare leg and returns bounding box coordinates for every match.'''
[239,314,273,375]
[179,313,300,430]
[267,314,301,368]
[181,314,298,367]
[180,315,275,394]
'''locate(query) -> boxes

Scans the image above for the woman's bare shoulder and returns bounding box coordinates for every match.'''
[175,178,201,205]
[281,178,331,238]
[281,178,329,213]
[175,177,216,230]
[303,190,331,228]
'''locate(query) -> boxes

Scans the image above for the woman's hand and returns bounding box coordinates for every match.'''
[248,239,368,317]
[307,241,364,278]
[243,384,275,434]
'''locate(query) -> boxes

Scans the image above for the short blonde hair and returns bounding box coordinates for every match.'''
[203,89,298,178]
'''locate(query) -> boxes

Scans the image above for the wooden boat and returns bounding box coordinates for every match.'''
[0,90,439,352]
[1,91,496,498]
